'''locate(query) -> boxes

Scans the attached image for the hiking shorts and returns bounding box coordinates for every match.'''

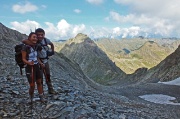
[25,64,42,84]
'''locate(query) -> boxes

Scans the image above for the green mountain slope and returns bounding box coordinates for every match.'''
[95,38,180,74]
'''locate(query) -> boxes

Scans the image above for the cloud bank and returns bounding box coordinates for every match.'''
[9,0,180,40]
[11,19,86,40]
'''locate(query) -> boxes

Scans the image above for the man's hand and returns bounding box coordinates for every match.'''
[40,63,45,69]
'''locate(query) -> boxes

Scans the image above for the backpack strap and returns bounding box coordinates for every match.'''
[40,38,48,46]
[26,45,38,52]
[25,45,32,54]
[44,38,48,46]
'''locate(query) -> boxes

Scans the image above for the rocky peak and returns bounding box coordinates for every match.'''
[60,34,126,84]
[75,33,88,39]
[68,33,93,44]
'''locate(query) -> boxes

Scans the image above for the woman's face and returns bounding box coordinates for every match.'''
[29,34,38,44]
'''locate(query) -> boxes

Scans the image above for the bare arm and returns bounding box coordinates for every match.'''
[38,58,45,68]
[49,42,54,52]
[22,39,34,45]
[22,51,34,65]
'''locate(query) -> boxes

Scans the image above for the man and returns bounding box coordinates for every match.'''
[22,28,56,94]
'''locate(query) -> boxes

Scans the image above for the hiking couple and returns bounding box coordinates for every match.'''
[22,28,55,103]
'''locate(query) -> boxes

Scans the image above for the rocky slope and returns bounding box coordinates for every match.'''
[0,23,27,77]
[60,33,126,84]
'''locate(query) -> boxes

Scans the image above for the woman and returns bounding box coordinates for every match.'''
[21,32,46,103]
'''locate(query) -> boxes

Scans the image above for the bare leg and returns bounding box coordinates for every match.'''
[36,78,43,94]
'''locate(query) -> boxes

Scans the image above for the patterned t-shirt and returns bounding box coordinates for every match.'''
[38,38,52,63]
[22,45,40,64]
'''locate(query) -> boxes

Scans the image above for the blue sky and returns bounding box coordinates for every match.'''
[1,0,180,40]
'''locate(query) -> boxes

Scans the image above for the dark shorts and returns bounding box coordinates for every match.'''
[44,62,50,75]
[25,64,42,84]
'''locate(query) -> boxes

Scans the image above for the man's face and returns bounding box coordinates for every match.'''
[36,32,45,41]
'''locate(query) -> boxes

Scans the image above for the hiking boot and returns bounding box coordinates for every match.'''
[39,94,47,103]
[48,88,56,94]
[47,82,56,94]
[28,95,33,104]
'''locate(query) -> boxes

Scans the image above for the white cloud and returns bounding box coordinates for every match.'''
[12,1,38,14]
[109,11,159,26]
[10,20,40,34]
[43,22,59,39]
[111,0,180,38]
[107,10,179,37]
[112,26,141,38]
[86,0,104,5]
[112,27,121,35]
[9,16,179,41]
[10,19,86,40]
[74,9,81,14]
[114,0,180,19]
[9,19,178,40]
[57,19,71,38]
[109,11,135,23]
[88,27,112,38]
[72,25,86,36]
[55,19,86,39]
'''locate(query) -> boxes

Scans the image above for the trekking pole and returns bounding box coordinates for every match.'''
[30,65,34,87]
[30,65,34,119]
[31,100,33,119]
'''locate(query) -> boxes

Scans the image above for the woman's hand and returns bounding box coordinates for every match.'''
[27,61,34,65]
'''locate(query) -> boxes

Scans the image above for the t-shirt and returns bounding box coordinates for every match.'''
[38,38,52,63]
[22,45,40,64]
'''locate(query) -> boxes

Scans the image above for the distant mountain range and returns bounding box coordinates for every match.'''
[54,33,180,85]
[95,38,180,74]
